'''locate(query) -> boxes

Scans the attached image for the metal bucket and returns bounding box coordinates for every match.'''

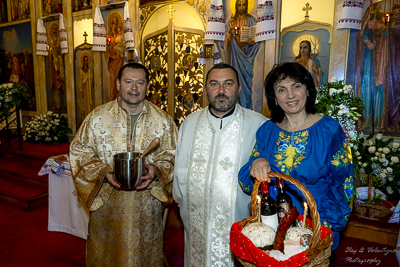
[114,152,145,190]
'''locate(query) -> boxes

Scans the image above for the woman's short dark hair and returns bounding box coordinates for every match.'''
[264,62,317,122]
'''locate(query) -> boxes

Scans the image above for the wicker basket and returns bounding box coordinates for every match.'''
[231,172,333,267]
[353,174,393,221]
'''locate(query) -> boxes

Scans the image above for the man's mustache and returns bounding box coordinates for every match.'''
[215,94,228,99]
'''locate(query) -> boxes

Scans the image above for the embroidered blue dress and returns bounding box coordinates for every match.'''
[238,116,354,250]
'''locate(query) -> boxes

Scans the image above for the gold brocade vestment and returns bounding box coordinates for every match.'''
[69,99,178,267]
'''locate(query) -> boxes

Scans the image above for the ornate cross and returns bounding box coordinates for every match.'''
[302,3,312,19]
[220,157,233,171]
[166,4,175,19]
[83,31,88,43]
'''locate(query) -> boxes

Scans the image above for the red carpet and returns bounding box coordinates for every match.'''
[0,141,71,210]
[0,201,86,267]
[332,234,399,266]
[1,141,398,266]
[0,200,185,267]
[0,140,185,266]
[1,197,399,266]
[9,141,70,161]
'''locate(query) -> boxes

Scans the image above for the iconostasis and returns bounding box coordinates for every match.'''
[1,1,398,134]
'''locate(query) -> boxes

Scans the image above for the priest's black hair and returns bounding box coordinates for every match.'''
[118,62,150,83]
[205,63,240,86]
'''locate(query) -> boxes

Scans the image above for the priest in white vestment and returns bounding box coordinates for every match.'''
[173,63,267,267]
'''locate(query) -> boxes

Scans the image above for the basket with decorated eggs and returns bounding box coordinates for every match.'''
[230,172,333,267]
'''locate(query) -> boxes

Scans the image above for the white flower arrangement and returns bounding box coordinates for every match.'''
[0,83,28,121]
[23,111,71,144]
[355,135,400,201]
[315,79,365,147]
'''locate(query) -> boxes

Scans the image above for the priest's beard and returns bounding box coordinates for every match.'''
[207,91,239,113]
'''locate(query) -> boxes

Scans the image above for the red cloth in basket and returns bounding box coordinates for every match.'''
[230,215,332,267]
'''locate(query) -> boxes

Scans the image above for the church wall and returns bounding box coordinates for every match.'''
[142,3,204,39]
[281,0,335,31]
[73,19,93,49]
[329,0,350,81]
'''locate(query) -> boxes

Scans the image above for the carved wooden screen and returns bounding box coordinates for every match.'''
[143,27,204,126]
[143,30,169,112]
[173,30,204,125]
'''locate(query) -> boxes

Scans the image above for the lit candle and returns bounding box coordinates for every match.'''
[257,195,261,223]
[302,202,308,229]
[234,26,239,36]
[384,13,391,25]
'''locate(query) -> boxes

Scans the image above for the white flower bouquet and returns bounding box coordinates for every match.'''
[354,134,400,201]
[315,79,364,147]
[23,111,71,145]
[0,83,28,121]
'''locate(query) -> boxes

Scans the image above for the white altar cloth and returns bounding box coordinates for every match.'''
[39,154,89,239]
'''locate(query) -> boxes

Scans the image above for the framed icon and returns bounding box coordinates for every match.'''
[203,44,214,58]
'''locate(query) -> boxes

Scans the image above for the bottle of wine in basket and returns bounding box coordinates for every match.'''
[275,177,293,222]
[261,182,279,231]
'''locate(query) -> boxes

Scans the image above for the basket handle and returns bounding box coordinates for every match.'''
[368,174,373,201]
[244,172,323,254]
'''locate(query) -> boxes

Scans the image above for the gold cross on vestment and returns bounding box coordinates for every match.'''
[302,3,312,19]
[83,31,88,43]
[166,4,175,19]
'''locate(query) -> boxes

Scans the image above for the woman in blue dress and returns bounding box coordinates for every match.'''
[238,62,353,251]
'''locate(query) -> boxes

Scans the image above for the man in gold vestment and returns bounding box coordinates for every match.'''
[69,63,178,266]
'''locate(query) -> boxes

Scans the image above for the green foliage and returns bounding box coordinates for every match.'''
[315,80,364,147]
[363,191,383,205]
[0,83,29,121]
[354,134,400,201]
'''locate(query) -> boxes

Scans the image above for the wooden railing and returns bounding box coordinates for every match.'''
[0,106,23,157]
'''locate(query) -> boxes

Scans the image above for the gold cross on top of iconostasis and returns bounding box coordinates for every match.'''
[83,31,88,43]
[166,4,175,19]
[302,3,312,19]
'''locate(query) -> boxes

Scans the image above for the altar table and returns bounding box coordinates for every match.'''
[39,155,89,239]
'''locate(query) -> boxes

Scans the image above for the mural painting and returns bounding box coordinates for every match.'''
[0,0,7,23]
[0,22,36,111]
[75,49,94,128]
[223,0,263,111]
[10,0,30,21]
[347,1,400,134]
[74,0,92,11]
[101,9,126,102]
[46,21,66,113]
[280,31,330,89]
[43,0,62,15]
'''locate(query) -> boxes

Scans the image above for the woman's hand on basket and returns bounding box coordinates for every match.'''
[250,158,271,183]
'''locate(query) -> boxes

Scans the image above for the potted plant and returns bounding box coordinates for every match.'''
[23,111,71,145]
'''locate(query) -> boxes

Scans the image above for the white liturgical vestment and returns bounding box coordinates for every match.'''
[173,104,267,267]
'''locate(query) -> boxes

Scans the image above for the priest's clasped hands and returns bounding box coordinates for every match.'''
[104,163,157,190]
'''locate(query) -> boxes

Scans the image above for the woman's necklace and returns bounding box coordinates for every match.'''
[285,115,310,132]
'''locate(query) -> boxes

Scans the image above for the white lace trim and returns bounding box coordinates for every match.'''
[187,107,244,267]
